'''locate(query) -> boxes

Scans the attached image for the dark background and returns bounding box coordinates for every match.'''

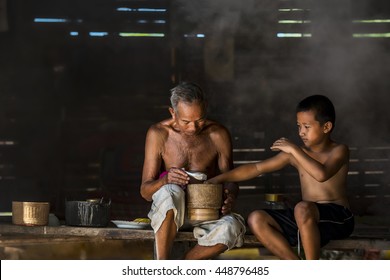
[0,0,389,222]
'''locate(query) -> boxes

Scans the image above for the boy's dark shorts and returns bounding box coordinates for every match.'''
[263,203,355,247]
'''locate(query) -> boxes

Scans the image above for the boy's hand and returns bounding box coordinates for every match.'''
[204,178,218,184]
[271,137,296,153]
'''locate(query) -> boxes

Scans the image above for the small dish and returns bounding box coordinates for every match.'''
[111,220,151,229]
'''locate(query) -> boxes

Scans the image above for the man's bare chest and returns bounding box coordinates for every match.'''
[162,136,216,167]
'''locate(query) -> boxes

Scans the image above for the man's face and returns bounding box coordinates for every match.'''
[171,101,206,136]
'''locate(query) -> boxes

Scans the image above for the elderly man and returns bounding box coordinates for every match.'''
[140,81,245,259]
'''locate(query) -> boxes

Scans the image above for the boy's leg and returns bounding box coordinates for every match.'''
[294,201,321,260]
[248,210,299,260]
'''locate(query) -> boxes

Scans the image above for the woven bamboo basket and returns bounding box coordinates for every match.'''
[12,201,50,226]
[186,184,222,222]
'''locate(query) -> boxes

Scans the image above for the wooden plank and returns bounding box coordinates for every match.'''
[323,239,390,251]
[0,235,96,245]
[2,224,390,251]
[0,224,156,241]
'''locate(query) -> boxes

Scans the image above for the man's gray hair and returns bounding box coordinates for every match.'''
[170,82,207,112]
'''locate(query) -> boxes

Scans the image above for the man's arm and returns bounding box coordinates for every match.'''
[140,126,165,201]
[211,126,238,214]
[212,126,237,187]
[140,126,190,201]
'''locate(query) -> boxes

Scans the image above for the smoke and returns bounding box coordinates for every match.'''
[304,1,390,147]
[176,0,390,143]
[175,0,248,33]
[174,0,390,216]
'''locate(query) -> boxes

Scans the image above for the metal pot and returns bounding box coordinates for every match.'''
[12,201,50,226]
[65,198,111,227]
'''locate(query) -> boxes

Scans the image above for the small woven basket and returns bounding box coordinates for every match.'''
[186,184,222,222]
[12,201,50,226]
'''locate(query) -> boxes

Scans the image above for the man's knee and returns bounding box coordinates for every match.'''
[215,215,243,234]
[165,209,175,219]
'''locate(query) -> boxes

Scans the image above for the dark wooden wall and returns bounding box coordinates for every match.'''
[1,0,389,222]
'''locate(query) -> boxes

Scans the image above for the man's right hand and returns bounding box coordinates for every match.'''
[163,167,190,188]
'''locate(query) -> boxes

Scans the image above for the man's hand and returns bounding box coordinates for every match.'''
[163,167,190,188]
[221,189,235,215]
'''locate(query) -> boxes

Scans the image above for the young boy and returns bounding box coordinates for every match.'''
[206,95,354,260]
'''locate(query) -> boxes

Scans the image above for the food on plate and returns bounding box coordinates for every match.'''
[133,218,151,223]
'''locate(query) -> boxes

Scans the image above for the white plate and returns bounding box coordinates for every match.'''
[0,212,12,216]
[111,220,151,229]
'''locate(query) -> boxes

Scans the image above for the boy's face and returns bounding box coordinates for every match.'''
[297,110,330,147]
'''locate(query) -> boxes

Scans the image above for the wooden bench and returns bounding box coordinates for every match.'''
[1,223,390,259]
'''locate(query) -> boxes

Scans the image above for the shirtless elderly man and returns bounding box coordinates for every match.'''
[140,81,245,260]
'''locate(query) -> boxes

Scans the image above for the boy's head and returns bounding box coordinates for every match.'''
[296,95,336,132]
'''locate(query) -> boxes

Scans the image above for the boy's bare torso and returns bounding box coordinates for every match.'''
[291,143,350,208]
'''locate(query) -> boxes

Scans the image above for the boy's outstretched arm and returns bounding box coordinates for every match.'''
[207,152,290,184]
[206,163,260,184]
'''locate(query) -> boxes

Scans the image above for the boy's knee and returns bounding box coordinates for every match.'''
[294,201,318,222]
[247,210,268,227]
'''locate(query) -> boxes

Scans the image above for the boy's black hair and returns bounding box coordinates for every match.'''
[296,95,336,130]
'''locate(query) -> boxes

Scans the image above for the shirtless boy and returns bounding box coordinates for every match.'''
[207,95,354,259]
[140,82,245,260]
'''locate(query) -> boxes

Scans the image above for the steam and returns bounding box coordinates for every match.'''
[175,0,390,216]
[175,0,390,142]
